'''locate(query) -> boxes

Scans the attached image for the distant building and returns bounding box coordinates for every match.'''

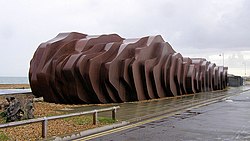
[228,74,243,87]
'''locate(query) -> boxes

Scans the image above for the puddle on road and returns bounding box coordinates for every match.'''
[173,110,202,120]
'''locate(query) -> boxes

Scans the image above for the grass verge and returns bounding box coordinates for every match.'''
[0,131,9,141]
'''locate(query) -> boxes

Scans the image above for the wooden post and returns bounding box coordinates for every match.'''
[93,110,98,125]
[42,117,48,138]
[112,108,117,121]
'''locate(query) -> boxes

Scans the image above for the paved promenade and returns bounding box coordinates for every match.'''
[53,85,250,140]
[67,86,249,122]
[83,86,250,141]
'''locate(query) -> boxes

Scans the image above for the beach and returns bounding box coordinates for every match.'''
[0,84,30,89]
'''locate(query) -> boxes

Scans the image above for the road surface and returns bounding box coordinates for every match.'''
[81,89,250,141]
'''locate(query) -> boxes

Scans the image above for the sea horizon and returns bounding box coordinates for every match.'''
[0,76,29,84]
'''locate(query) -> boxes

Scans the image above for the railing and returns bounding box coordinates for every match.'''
[0,106,120,138]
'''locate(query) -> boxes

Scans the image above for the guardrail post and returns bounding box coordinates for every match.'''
[93,110,98,125]
[112,108,117,121]
[42,117,48,138]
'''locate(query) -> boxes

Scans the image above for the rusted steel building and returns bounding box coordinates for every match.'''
[29,32,228,104]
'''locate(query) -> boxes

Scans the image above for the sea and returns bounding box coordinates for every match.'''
[0,77,31,95]
[0,76,29,84]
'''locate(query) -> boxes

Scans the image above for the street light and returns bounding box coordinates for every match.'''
[242,62,247,76]
[244,62,247,76]
[219,53,224,66]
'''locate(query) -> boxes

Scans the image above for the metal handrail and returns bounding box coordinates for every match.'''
[0,106,120,138]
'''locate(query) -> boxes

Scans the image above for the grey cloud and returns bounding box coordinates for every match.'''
[0,0,249,76]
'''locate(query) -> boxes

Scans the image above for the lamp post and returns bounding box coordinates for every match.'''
[244,62,247,76]
[219,53,224,66]
[242,62,247,76]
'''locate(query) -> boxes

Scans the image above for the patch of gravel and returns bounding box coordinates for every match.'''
[0,94,111,141]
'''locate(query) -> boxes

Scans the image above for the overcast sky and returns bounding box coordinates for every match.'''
[0,0,249,77]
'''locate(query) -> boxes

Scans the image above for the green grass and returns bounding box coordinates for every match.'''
[64,116,116,125]
[64,116,92,125]
[98,117,116,124]
[0,131,9,141]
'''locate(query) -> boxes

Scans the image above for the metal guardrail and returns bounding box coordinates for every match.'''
[0,106,120,138]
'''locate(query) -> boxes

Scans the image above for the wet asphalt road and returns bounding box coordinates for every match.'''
[89,90,250,141]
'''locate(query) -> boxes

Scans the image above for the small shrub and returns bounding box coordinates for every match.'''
[0,111,6,117]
